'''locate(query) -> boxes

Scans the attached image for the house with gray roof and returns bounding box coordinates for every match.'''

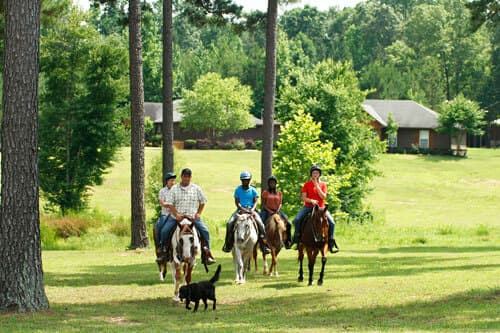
[362,99,456,151]
[144,101,280,144]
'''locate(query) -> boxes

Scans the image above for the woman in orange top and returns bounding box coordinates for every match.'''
[261,175,292,249]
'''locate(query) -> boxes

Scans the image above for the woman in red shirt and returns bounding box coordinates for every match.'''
[292,165,339,253]
[261,175,292,249]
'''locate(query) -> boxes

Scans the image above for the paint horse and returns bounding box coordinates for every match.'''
[170,217,201,301]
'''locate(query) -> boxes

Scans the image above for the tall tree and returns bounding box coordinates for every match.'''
[129,0,148,249]
[162,0,174,176]
[261,0,278,191]
[0,0,49,312]
[39,10,127,213]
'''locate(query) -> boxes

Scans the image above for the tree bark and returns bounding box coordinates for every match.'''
[261,0,278,190]
[162,0,175,175]
[0,0,49,312]
[129,0,149,248]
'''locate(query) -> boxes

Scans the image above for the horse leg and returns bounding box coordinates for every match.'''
[263,251,268,275]
[318,252,327,286]
[253,243,259,273]
[171,262,181,301]
[298,245,304,282]
[307,249,317,286]
[233,248,242,283]
[272,250,278,277]
[185,263,192,285]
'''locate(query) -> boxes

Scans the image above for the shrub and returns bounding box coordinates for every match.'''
[184,139,196,149]
[109,220,130,237]
[196,138,212,149]
[245,139,256,149]
[42,214,98,238]
[231,138,245,150]
[255,140,263,150]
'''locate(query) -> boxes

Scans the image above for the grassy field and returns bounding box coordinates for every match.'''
[3,148,499,332]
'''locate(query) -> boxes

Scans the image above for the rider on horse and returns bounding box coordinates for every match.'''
[162,168,216,265]
[222,171,271,254]
[261,175,292,249]
[292,165,339,253]
[155,172,177,262]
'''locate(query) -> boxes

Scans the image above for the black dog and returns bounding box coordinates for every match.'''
[179,264,221,311]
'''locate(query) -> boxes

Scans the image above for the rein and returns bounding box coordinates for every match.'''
[309,206,326,243]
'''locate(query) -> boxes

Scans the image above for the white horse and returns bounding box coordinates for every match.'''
[232,213,258,284]
[170,218,201,301]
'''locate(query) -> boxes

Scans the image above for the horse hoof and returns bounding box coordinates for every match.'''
[172,296,181,302]
[318,280,323,286]
[298,277,303,283]
[308,282,313,286]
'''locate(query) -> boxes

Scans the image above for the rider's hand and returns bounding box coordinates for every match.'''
[194,212,201,220]
[175,213,183,221]
[310,199,318,206]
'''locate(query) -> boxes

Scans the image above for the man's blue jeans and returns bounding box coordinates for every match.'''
[160,215,211,249]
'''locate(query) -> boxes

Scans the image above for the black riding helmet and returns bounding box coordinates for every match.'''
[310,165,322,176]
[164,172,176,185]
[267,175,277,184]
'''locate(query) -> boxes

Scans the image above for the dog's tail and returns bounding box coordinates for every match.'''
[209,264,221,284]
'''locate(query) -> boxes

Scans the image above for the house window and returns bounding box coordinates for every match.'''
[388,132,397,148]
[419,130,429,148]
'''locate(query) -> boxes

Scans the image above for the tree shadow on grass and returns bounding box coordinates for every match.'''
[3,288,498,332]
[373,246,500,253]
[44,246,499,288]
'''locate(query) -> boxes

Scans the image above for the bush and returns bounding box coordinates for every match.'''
[255,140,263,150]
[230,138,245,150]
[147,134,162,147]
[42,214,98,238]
[245,139,256,149]
[196,138,212,149]
[184,139,196,149]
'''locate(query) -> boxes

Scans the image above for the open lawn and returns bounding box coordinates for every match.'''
[3,148,498,332]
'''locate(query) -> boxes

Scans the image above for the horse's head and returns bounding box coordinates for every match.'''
[307,205,329,242]
[234,213,254,243]
[175,218,200,263]
[267,213,285,234]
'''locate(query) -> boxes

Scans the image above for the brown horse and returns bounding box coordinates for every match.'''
[261,213,287,276]
[153,222,168,282]
[298,205,329,286]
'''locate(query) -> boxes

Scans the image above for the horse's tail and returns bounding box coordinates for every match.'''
[210,264,222,284]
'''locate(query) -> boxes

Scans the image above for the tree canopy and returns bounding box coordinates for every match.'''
[180,72,254,144]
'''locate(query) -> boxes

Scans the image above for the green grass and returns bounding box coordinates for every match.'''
[3,148,498,332]
[2,247,498,332]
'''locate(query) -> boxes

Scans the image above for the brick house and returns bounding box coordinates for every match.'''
[362,99,458,151]
[144,101,280,143]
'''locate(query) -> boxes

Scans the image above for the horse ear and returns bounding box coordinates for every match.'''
[324,204,328,212]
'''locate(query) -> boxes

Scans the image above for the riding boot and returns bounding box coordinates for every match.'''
[285,221,292,249]
[328,238,339,254]
[203,247,216,265]
[256,219,271,254]
[222,220,234,253]
[259,236,271,254]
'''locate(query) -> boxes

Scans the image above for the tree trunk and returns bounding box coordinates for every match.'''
[0,0,49,313]
[162,0,175,175]
[261,0,278,190]
[129,0,149,249]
